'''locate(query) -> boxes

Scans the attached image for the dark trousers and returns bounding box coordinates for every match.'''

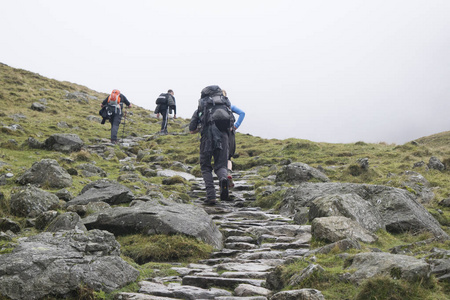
[160,107,169,133]
[200,131,229,200]
[110,113,122,142]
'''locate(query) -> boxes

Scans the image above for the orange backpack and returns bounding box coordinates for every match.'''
[108,89,121,106]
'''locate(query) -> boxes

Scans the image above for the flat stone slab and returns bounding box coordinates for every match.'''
[221,272,269,279]
[216,262,274,272]
[156,170,195,181]
[139,281,231,299]
[181,276,265,289]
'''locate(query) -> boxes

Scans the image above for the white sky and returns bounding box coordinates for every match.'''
[1,0,450,144]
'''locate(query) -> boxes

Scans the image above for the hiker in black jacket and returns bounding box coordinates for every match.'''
[101,89,132,144]
[189,85,232,205]
[156,89,176,135]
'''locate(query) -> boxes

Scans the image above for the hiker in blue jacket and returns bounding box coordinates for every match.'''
[223,90,245,188]
[189,85,232,205]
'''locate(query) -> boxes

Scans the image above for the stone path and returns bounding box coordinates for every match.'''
[114,167,318,299]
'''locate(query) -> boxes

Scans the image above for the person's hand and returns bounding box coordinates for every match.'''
[156,113,160,119]
[128,103,132,108]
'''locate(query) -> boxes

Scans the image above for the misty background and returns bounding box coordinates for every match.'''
[1,0,450,144]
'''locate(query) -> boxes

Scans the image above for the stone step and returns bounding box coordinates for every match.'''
[139,281,232,299]
[181,276,265,289]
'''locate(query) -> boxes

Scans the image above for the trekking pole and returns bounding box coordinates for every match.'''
[121,108,127,143]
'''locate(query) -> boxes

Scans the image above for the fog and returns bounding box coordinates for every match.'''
[2,0,450,144]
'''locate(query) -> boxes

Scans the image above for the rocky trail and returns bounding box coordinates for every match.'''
[116,168,324,300]
[3,134,449,300]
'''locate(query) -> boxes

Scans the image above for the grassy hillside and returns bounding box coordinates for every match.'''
[2,61,450,218]
[1,63,450,299]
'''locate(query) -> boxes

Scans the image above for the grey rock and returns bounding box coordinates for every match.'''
[139,281,232,300]
[26,137,44,149]
[35,210,59,230]
[270,289,325,300]
[181,276,265,289]
[76,163,107,177]
[235,284,271,297]
[83,200,223,249]
[281,182,449,239]
[157,169,195,181]
[288,264,325,286]
[16,158,72,188]
[349,252,430,284]
[357,157,369,169]
[115,293,179,299]
[428,156,445,171]
[0,229,139,300]
[309,193,385,232]
[44,133,84,153]
[65,91,97,104]
[429,258,450,280]
[293,207,309,225]
[312,238,361,255]
[54,188,73,201]
[57,121,70,128]
[312,216,378,243]
[66,179,134,206]
[31,102,46,111]
[46,212,87,232]
[401,171,434,203]
[439,198,450,208]
[276,162,329,184]
[10,186,60,218]
[0,218,21,234]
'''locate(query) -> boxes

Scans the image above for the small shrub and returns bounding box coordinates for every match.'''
[162,175,186,185]
[73,150,91,162]
[355,276,425,300]
[118,234,213,264]
[348,164,363,176]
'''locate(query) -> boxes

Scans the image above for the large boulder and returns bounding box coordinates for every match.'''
[44,133,83,153]
[83,200,223,249]
[311,216,378,243]
[348,252,430,284]
[16,159,72,189]
[66,179,134,207]
[45,212,87,232]
[309,193,385,232]
[0,229,139,300]
[280,182,449,239]
[276,162,329,184]
[10,186,60,218]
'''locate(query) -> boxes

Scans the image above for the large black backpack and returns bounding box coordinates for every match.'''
[198,86,233,132]
[156,93,169,105]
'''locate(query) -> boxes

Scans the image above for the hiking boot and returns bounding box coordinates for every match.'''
[220,178,229,201]
[204,198,217,206]
[228,175,235,189]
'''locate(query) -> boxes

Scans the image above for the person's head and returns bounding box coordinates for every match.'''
[222,90,227,97]
[168,89,174,95]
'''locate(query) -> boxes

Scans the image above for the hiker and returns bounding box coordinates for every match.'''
[100,89,132,144]
[189,85,234,205]
[222,90,245,188]
[155,89,176,135]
